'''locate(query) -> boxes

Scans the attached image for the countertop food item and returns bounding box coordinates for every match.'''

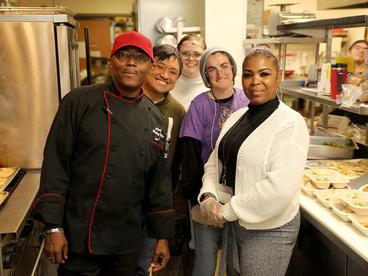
[359,184,368,193]
[0,167,17,179]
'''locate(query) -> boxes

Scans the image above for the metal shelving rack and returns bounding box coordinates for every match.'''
[244,15,368,141]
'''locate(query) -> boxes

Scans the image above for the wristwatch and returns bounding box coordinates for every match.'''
[43,227,64,238]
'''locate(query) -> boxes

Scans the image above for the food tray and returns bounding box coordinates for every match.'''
[304,169,350,189]
[313,189,352,208]
[330,201,354,221]
[301,180,318,196]
[0,167,20,192]
[0,191,10,209]
[341,198,368,215]
[308,136,356,160]
[349,214,368,236]
[306,159,368,180]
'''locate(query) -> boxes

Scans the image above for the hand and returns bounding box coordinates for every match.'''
[200,198,225,227]
[150,239,170,272]
[191,204,208,225]
[44,232,68,264]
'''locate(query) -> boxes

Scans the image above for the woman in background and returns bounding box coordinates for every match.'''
[180,48,249,276]
[198,46,309,276]
[171,34,207,110]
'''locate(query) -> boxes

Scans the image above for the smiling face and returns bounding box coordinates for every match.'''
[143,56,180,100]
[242,55,281,105]
[110,46,152,96]
[179,39,205,78]
[205,53,234,93]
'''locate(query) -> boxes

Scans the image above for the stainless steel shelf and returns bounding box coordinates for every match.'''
[278,15,368,30]
[244,37,325,45]
[281,87,368,116]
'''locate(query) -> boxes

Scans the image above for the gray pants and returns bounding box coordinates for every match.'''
[225,211,300,276]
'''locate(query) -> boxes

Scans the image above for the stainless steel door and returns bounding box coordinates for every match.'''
[0,21,59,168]
[56,24,80,99]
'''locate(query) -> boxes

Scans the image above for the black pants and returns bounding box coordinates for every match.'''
[58,251,139,276]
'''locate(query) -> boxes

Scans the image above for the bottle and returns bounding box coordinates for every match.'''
[330,64,339,99]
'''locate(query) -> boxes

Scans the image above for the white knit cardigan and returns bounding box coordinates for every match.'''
[199,101,309,230]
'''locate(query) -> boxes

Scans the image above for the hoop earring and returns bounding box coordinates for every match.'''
[277,87,283,100]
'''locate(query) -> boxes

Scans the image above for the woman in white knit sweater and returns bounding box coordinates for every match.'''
[198,46,309,276]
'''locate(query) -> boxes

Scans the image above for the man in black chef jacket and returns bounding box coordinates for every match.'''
[33,31,175,276]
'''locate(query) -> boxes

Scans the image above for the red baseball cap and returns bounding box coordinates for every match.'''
[111,31,153,60]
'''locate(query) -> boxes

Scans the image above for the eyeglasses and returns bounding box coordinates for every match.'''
[152,63,179,78]
[180,51,202,59]
[206,63,232,75]
[352,45,368,51]
[114,50,150,63]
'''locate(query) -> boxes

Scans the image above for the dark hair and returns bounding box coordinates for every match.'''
[177,33,207,52]
[349,40,368,51]
[153,44,183,75]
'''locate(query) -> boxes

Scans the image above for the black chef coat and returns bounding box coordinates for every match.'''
[33,83,175,255]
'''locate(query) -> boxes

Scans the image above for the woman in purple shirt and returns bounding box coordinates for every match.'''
[179,48,249,276]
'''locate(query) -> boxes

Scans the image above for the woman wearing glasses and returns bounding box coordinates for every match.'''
[347,40,368,75]
[171,34,207,110]
[179,48,249,276]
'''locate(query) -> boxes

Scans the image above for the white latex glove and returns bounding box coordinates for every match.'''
[200,197,225,227]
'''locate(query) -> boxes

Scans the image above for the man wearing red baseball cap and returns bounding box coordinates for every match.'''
[34,31,175,275]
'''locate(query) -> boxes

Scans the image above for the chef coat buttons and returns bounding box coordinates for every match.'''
[105,174,111,179]
[139,152,144,157]
[144,128,149,132]
[110,146,116,152]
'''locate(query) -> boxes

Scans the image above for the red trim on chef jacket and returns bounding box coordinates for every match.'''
[32,193,64,209]
[87,91,112,254]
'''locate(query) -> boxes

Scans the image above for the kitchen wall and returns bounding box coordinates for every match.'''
[136,0,201,44]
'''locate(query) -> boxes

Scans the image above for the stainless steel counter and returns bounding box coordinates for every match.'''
[0,171,40,240]
[0,171,40,275]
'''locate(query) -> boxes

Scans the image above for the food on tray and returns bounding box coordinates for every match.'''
[313,176,330,182]
[342,198,368,215]
[326,160,368,179]
[323,141,347,148]
[353,201,368,207]
[361,221,368,228]
[359,184,368,193]
[0,167,17,179]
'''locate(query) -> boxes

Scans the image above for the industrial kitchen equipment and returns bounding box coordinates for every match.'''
[0,7,80,275]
